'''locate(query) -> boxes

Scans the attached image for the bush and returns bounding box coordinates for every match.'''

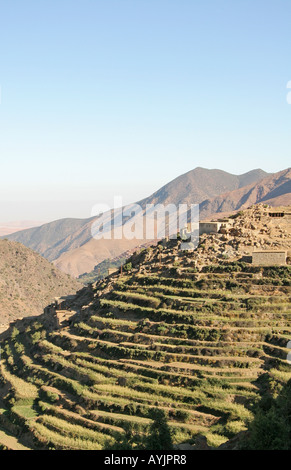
[40,388,59,404]
[123,262,133,272]
[11,328,20,341]
[175,410,190,423]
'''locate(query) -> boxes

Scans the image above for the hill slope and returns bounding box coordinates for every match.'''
[4,168,270,277]
[0,239,81,328]
[0,205,290,450]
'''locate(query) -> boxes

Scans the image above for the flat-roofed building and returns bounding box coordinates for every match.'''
[252,250,287,266]
[199,221,222,235]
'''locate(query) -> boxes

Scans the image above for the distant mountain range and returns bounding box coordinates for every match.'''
[4,167,291,277]
[0,221,45,237]
[0,239,81,326]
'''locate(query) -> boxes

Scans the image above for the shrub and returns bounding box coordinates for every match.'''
[175,410,191,423]
[123,262,133,273]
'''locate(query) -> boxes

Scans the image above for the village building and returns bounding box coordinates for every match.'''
[252,250,287,266]
[199,221,222,235]
[268,210,291,218]
[54,310,76,329]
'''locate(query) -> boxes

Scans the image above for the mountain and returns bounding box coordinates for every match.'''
[0,239,81,328]
[3,217,96,262]
[4,168,270,277]
[137,167,269,207]
[0,206,290,450]
[199,168,291,220]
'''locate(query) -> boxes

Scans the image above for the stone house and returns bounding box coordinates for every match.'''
[252,250,287,266]
[199,222,222,235]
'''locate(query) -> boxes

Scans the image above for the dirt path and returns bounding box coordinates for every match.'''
[0,427,31,450]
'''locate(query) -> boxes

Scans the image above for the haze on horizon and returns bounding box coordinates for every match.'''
[0,0,291,223]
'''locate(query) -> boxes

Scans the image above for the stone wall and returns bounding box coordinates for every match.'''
[252,251,287,266]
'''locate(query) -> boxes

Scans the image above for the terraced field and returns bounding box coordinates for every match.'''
[0,243,290,450]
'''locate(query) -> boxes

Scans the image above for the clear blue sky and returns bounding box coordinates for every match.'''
[0,0,290,221]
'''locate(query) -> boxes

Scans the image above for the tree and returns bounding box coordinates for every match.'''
[105,422,145,450]
[145,409,173,450]
[105,408,173,451]
[244,379,291,450]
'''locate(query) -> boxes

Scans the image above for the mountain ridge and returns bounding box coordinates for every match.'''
[199,167,291,220]
[137,167,270,208]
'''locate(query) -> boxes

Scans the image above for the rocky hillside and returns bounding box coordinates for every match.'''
[0,239,81,328]
[197,204,291,266]
[0,205,290,450]
[4,168,270,277]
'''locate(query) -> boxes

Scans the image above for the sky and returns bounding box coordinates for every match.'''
[0,0,290,222]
